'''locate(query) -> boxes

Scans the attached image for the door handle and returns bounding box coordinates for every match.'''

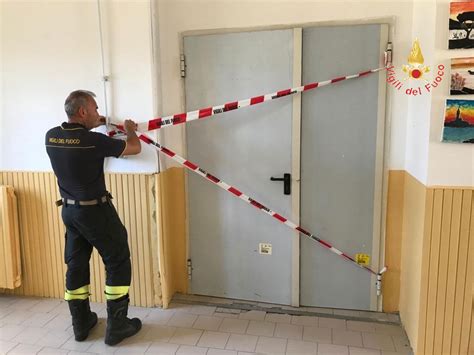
[270,173,291,195]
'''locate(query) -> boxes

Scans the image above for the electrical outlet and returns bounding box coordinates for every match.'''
[259,243,272,255]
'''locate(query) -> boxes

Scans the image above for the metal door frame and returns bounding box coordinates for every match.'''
[180,19,393,311]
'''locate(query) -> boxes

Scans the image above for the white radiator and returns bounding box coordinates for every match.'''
[0,186,21,289]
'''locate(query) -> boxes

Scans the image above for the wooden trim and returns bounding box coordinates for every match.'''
[156,167,187,308]
[382,170,404,312]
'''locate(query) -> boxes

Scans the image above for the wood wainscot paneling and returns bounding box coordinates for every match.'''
[0,171,159,307]
[417,188,473,355]
[156,167,187,308]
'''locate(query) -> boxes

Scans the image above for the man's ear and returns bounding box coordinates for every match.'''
[78,106,86,117]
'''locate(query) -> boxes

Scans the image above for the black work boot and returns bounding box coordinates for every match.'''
[68,299,98,341]
[105,295,142,346]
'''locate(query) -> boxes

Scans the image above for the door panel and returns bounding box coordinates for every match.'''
[300,25,386,310]
[184,30,294,304]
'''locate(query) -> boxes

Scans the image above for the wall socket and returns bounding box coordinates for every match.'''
[259,243,272,255]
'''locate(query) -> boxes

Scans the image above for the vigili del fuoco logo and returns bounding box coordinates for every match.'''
[386,39,445,96]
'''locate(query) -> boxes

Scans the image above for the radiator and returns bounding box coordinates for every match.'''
[0,186,21,289]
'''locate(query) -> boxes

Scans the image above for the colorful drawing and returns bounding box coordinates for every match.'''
[449,2,474,49]
[443,99,474,143]
[451,57,474,94]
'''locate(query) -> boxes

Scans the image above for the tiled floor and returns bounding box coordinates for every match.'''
[0,295,413,355]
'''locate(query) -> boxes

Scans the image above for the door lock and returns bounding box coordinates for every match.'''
[270,173,291,195]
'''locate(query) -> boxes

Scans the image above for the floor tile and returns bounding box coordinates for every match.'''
[317,343,349,355]
[238,311,266,321]
[169,328,203,346]
[146,309,175,324]
[114,339,152,354]
[43,314,72,331]
[188,305,217,315]
[145,341,180,354]
[255,336,287,354]
[128,305,152,319]
[219,318,249,334]
[349,346,381,355]
[0,296,412,355]
[0,340,18,354]
[274,323,303,340]
[36,329,72,348]
[0,325,24,341]
[319,317,346,329]
[265,313,292,324]
[168,313,198,328]
[7,343,44,354]
[11,326,49,345]
[0,308,14,320]
[213,312,240,319]
[225,334,258,352]
[8,298,41,311]
[49,302,70,316]
[0,296,18,307]
[197,331,230,349]
[362,333,395,351]
[87,340,116,354]
[207,349,238,355]
[302,326,332,344]
[37,347,69,354]
[176,345,208,354]
[246,320,275,337]
[192,315,222,331]
[332,329,363,347]
[1,311,34,325]
[60,336,96,352]
[21,312,57,327]
[140,324,176,342]
[34,299,62,313]
[291,315,318,327]
[286,339,317,354]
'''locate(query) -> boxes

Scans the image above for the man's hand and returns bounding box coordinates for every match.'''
[121,119,141,156]
[92,115,107,128]
[124,119,138,133]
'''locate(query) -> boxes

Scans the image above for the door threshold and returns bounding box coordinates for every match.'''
[172,293,400,325]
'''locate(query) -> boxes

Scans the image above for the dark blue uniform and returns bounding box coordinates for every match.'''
[45,122,131,294]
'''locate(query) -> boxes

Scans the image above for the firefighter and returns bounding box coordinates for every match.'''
[45,90,142,345]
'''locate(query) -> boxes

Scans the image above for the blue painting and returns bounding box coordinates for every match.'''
[443,99,474,143]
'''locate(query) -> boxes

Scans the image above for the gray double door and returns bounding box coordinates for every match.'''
[184,24,387,310]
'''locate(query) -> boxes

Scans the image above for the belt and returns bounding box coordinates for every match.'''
[55,193,112,207]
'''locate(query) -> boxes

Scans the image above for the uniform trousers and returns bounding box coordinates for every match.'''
[61,198,131,291]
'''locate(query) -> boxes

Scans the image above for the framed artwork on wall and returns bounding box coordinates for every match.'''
[450,57,474,94]
[443,99,474,143]
[449,2,474,49]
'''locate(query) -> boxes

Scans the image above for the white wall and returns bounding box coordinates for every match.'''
[1,0,158,173]
[155,0,414,172]
[404,0,436,185]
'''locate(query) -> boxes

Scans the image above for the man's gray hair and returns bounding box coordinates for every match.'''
[64,90,96,118]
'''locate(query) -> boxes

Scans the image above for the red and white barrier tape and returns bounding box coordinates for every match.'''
[109,66,386,136]
[134,131,386,281]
